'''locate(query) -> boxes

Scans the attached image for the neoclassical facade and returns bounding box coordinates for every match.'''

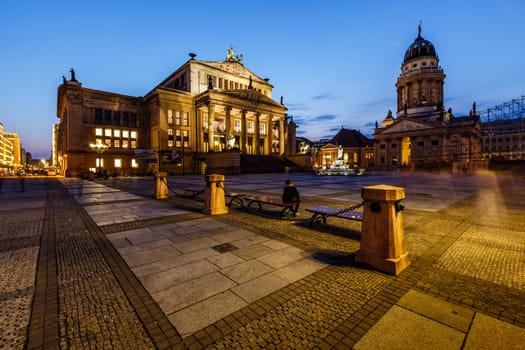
[56,48,294,177]
[374,25,482,169]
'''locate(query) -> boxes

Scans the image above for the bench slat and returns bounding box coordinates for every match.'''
[306,205,363,226]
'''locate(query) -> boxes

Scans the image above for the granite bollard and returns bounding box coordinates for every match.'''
[154,172,169,199]
[355,184,410,275]
[203,174,228,215]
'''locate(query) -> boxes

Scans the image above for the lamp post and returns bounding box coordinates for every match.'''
[89,142,109,177]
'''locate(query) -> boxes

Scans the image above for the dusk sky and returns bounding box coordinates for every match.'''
[1,0,524,159]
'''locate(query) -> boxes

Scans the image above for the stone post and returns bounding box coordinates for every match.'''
[154,172,169,199]
[203,174,228,215]
[355,184,410,275]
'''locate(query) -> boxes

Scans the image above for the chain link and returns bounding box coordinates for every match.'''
[335,200,364,216]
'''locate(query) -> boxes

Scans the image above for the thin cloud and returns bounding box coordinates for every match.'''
[286,102,309,111]
[313,114,337,121]
[311,93,340,101]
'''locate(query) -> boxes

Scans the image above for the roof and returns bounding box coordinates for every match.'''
[327,128,373,147]
[404,24,437,64]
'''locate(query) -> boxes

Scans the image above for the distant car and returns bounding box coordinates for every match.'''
[46,169,57,176]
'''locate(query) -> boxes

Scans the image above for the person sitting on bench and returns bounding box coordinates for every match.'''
[282,179,300,216]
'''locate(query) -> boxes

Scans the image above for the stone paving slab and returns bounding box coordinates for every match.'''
[397,289,474,332]
[169,291,247,338]
[353,304,466,349]
[464,313,525,350]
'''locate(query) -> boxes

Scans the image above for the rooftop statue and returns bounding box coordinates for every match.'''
[70,68,77,82]
[226,46,243,63]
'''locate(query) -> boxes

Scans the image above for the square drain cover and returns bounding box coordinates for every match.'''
[211,243,238,253]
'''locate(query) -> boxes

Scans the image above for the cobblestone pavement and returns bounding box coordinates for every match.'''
[0,171,524,349]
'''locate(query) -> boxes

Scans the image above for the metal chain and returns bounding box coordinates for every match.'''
[335,200,364,216]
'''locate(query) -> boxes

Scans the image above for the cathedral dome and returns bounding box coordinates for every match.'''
[403,24,437,63]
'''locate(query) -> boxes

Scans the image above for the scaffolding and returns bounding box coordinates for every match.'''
[480,95,525,125]
[478,95,525,160]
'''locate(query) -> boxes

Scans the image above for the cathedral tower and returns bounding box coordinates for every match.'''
[395,23,446,122]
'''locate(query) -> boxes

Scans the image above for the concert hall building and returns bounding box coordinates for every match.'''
[56,48,296,177]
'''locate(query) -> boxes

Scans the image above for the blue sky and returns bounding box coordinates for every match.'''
[1,0,524,159]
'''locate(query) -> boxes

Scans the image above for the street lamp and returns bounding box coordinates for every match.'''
[89,141,109,177]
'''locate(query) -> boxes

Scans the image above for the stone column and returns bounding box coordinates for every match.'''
[225,106,231,137]
[355,184,410,275]
[279,117,285,155]
[241,110,247,153]
[202,174,228,215]
[266,115,272,154]
[254,113,260,155]
[208,103,215,152]
[195,108,201,152]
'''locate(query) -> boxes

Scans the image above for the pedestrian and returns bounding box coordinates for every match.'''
[282,179,300,216]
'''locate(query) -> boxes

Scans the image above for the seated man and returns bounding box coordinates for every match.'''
[282,179,300,216]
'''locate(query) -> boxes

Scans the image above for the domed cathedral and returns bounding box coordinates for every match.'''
[397,23,445,121]
[56,47,296,177]
[373,24,483,171]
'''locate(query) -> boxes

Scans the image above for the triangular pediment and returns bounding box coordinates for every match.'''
[195,89,286,111]
[377,119,435,134]
[199,61,267,84]
[218,89,284,108]
[320,143,338,150]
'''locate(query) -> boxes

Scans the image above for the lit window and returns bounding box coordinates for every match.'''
[183,130,189,147]
[131,159,138,168]
[175,129,181,147]
[122,140,129,148]
[113,129,120,138]
[260,123,266,136]
[175,111,181,125]
[130,131,137,139]
[182,112,188,126]
[122,130,129,138]
[105,129,112,137]
[168,140,174,147]
[234,119,241,132]
[167,109,173,124]
[114,159,121,168]
[114,139,120,148]
[95,128,103,136]
[131,140,137,148]
[202,114,209,129]
[247,121,254,134]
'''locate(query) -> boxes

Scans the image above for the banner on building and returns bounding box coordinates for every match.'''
[160,150,181,164]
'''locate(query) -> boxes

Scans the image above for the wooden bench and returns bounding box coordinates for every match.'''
[242,195,300,219]
[306,205,363,227]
